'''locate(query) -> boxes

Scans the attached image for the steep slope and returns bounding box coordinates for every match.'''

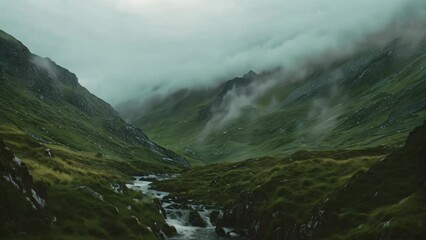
[0,30,188,239]
[152,121,426,239]
[0,29,189,170]
[123,40,426,164]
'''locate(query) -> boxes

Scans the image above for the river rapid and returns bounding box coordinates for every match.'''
[126,175,247,240]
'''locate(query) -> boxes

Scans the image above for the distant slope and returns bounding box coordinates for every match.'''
[122,40,426,164]
[0,29,189,170]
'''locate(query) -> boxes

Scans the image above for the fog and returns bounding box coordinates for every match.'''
[0,0,425,105]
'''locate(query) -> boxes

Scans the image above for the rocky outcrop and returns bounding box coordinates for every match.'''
[0,139,50,237]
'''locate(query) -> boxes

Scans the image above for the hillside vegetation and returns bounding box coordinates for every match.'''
[126,40,426,165]
[0,29,187,239]
[153,122,426,239]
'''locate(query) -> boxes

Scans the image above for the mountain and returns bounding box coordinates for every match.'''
[121,40,426,165]
[0,30,187,239]
[0,29,189,170]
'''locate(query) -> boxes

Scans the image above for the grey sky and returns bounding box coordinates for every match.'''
[0,0,424,105]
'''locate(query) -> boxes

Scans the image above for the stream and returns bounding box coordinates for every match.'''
[127,175,247,240]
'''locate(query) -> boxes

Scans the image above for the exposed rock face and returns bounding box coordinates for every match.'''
[0,139,50,237]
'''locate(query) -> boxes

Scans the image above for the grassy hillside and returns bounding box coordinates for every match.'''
[152,121,426,239]
[0,29,187,239]
[0,29,189,169]
[126,40,426,164]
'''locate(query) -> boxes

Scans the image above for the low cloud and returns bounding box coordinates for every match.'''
[30,56,58,80]
[1,0,425,105]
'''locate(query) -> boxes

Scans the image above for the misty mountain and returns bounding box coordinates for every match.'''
[120,39,426,165]
[0,29,189,169]
[0,29,192,239]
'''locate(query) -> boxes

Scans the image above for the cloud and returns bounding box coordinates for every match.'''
[30,56,58,80]
[200,75,278,138]
[0,0,425,105]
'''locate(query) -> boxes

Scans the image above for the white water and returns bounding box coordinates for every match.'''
[127,175,245,240]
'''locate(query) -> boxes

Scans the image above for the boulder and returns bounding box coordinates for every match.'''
[188,210,206,227]
[209,210,221,226]
[215,226,226,237]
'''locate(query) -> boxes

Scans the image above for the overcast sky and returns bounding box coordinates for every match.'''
[0,0,424,105]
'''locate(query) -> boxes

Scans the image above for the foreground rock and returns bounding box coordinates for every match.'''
[0,139,50,237]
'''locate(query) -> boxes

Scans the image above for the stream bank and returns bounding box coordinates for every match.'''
[127,175,248,240]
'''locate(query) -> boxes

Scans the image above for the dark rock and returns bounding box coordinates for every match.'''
[0,139,50,236]
[162,224,177,237]
[153,198,167,218]
[188,210,206,227]
[220,191,256,229]
[215,226,226,237]
[95,152,103,158]
[209,210,221,226]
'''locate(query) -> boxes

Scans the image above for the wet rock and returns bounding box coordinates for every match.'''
[215,226,226,237]
[153,198,167,218]
[209,210,221,226]
[162,224,177,237]
[188,210,206,227]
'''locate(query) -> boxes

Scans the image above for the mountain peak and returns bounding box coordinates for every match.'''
[242,70,258,79]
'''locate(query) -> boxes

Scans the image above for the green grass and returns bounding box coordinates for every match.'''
[0,30,185,239]
[133,42,426,164]
[153,148,387,219]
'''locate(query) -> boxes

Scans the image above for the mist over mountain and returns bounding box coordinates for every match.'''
[1,0,425,104]
[2,1,426,240]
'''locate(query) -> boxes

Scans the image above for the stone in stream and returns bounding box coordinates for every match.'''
[188,210,207,227]
[215,226,226,237]
[209,210,221,226]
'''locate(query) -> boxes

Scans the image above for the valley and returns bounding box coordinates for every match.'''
[1,16,426,240]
